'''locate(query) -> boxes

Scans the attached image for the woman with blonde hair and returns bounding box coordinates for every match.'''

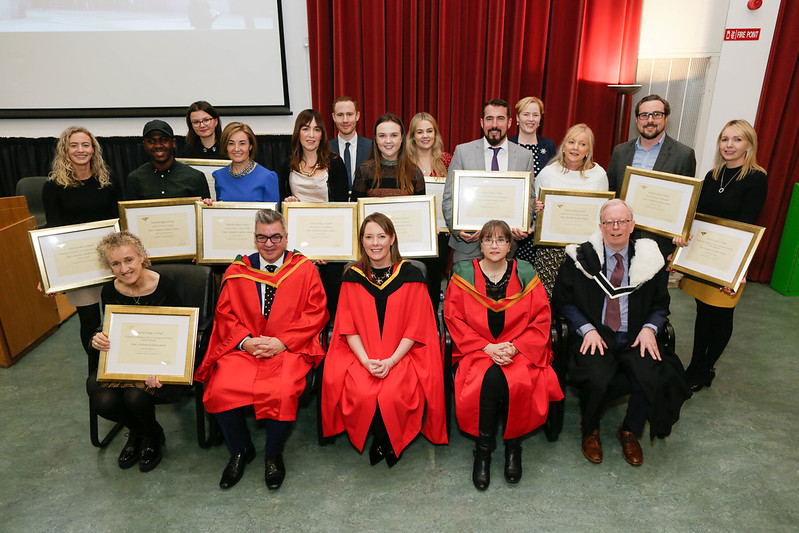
[42,126,121,371]
[530,123,608,296]
[675,119,767,391]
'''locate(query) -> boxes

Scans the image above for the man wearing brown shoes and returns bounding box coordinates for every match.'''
[552,199,691,466]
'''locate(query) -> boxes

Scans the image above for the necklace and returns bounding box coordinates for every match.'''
[371,266,393,286]
[298,160,319,177]
[480,260,507,284]
[230,160,255,178]
[127,287,142,305]
[718,167,742,193]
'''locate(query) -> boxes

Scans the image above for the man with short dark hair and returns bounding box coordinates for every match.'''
[329,96,372,189]
[552,199,690,467]
[126,120,210,200]
[195,209,328,490]
[442,98,535,262]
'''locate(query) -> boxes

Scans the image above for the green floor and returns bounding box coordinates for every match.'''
[1,283,797,532]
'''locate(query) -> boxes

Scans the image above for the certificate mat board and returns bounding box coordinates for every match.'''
[670,214,765,291]
[424,177,448,232]
[119,198,200,261]
[534,189,615,246]
[98,305,199,386]
[197,201,277,264]
[282,203,358,261]
[619,166,703,240]
[29,219,119,293]
[357,196,438,258]
[176,158,231,202]
[451,170,532,231]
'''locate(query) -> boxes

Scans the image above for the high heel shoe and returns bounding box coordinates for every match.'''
[690,369,716,392]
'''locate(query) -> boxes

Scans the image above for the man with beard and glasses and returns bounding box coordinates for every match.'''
[127,120,211,200]
[606,94,696,257]
[442,98,534,262]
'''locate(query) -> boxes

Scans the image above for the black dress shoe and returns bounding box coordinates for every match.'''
[139,426,165,473]
[219,445,256,489]
[369,439,386,466]
[265,455,286,490]
[690,369,716,392]
[504,444,522,484]
[385,449,400,468]
[118,431,142,470]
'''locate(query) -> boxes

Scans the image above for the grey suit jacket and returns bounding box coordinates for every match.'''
[329,135,372,187]
[606,134,696,192]
[442,138,534,259]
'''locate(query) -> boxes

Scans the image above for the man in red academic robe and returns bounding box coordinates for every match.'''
[195,209,328,490]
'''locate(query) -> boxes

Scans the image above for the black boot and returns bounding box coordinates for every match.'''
[472,433,493,491]
[504,439,522,483]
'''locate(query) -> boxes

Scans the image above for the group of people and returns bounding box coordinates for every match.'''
[39,92,767,492]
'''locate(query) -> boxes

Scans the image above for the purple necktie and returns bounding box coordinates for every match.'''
[490,147,501,171]
[604,253,623,332]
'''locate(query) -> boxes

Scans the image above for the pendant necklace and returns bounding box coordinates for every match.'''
[718,167,742,193]
[128,288,142,305]
[298,160,319,177]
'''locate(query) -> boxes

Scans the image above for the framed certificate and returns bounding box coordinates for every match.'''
[534,189,616,246]
[669,214,765,291]
[357,196,438,258]
[196,201,278,264]
[619,167,703,239]
[282,202,358,261]
[97,305,199,386]
[29,218,120,293]
[424,177,448,232]
[176,158,230,201]
[451,170,532,231]
[118,198,200,261]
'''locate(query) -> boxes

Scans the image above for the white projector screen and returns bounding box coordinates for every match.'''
[0,0,290,118]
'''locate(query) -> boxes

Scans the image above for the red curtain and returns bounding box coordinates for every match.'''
[749,0,799,282]
[307,0,642,166]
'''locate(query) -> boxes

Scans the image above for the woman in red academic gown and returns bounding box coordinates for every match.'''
[444,220,562,490]
[322,212,447,467]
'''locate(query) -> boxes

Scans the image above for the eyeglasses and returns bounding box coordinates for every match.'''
[636,111,665,120]
[254,233,285,244]
[190,118,215,127]
[481,238,509,245]
[600,219,632,227]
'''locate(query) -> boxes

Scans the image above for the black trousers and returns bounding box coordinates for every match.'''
[214,408,292,459]
[686,299,735,383]
[477,364,516,447]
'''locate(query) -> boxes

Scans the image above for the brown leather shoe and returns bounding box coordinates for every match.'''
[617,425,643,466]
[581,429,602,464]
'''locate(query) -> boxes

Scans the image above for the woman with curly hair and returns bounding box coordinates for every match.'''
[42,126,122,371]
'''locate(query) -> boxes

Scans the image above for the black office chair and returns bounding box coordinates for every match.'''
[316,259,428,446]
[15,176,48,228]
[545,316,677,442]
[89,263,219,448]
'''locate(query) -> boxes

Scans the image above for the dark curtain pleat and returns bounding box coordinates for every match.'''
[749,0,799,281]
[0,135,291,198]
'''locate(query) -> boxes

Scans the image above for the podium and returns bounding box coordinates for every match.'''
[0,196,65,367]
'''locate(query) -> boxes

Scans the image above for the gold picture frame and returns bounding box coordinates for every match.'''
[424,176,449,233]
[28,218,120,293]
[196,201,277,264]
[118,197,200,262]
[451,170,532,231]
[282,202,358,261]
[669,213,765,291]
[619,166,703,240]
[175,158,231,201]
[357,195,438,258]
[97,305,199,386]
[534,188,616,246]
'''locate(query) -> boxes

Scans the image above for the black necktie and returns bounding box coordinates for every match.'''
[263,264,277,317]
[344,141,353,188]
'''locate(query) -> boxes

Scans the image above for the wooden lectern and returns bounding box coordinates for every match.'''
[0,196,66,367]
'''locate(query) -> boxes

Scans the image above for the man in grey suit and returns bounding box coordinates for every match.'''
[606,94,697,257]
[606,94,696,192]
[329,96,372,190]
[442,98,534,262]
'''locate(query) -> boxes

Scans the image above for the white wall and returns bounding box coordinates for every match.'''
[0,1,311,138]
[637,0,780,173]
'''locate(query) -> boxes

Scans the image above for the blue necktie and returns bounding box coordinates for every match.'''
[344,141,353,188]
[490,146,501,171]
